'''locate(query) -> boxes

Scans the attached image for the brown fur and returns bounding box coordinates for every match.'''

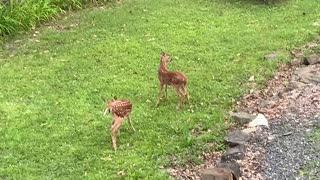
[103,96,135,150]
[156,51,190,109]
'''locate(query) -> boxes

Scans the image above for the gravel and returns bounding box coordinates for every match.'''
[263,114,320,179]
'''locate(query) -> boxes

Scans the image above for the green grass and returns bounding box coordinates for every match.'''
[0,0,320,179]
[299,127,320,178]
[0,0,115,38]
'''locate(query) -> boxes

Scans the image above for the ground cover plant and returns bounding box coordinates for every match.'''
[0,0,319,179]
[0,0,114,39]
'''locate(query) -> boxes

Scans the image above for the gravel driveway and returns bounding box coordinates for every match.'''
[263,114,320,179]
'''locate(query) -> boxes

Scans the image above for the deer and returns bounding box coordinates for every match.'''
[156,51,190,109]
[102,96,135,151]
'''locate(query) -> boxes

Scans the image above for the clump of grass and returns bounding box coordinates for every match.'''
[0,0,114,39]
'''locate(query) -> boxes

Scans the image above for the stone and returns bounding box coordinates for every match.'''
[291,81,307,88]
[242,127,257,134]
[248,113,269,128]
[264,51,279,60]
[229,111,256,125]
[294,67,320,85]
[221,145,245,162]
[201,168,234,180]
[303,54,320,65]
[258,100,270,108]
[224,130,250,146]
[216,161,241,180]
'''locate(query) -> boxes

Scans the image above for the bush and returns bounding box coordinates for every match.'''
[0,0,113,38]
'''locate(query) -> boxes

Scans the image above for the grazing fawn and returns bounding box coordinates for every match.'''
[102,96,135,151]
[156,51,190,109]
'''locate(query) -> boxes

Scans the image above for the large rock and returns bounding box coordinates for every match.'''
[229,111,256,125]
[248,113,269,128]
[201,168,234,180]
[294,67,320,84]
[216,161,241,180]
[303,54,320,65]
[224,130,250,146]
[221,145,245,162]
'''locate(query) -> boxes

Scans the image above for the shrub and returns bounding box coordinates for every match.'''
[0,0,113,38]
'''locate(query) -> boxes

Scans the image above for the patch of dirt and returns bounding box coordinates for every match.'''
[168,151,222,179]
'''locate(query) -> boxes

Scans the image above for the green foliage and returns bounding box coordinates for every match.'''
[0,0,113,38]
[0,0,320,179]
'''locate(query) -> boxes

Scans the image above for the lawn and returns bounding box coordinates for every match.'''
[0,0,319,179]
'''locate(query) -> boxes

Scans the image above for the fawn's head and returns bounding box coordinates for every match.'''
[102,96,117,116]
[160,51,172,63]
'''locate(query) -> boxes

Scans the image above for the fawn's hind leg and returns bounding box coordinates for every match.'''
[184,87,191,108]
[179,85,191,108]
[110,116,124,151]
[174,86,183,109]
[127,116,136,132]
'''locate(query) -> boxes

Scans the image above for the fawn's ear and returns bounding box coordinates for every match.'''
[113,96,118,100]
[160,50,165,56]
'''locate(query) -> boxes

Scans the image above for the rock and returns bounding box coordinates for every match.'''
[216,161,241,180]
[201,167,234,180]
[248,113,269,128]
[229,111,256,125]
[294,67,320,84]
[269,94,280,102]
[221,145,245,162]
[242,127,257,134]
[291,81,307,88]
[258,100,269,108]
[303,54,320,65]
[224,130,250,146]
[264,51,279,60]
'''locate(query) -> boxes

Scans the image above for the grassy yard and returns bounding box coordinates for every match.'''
[0,0,319,179]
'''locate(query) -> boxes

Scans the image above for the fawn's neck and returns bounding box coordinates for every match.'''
[159,58,169,72]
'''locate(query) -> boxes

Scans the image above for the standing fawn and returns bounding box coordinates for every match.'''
[156,51,190,109]
[102,96,135,151]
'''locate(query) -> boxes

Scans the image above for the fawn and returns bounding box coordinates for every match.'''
[156,51,190,109]
[102,96,135,151]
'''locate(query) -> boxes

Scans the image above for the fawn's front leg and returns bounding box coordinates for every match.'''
[156,83,164,106]
[165,85,168,99]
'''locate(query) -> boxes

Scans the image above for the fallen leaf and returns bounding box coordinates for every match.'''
[117,170,125,176]
[100,157,112,161]
[248,76,255,82]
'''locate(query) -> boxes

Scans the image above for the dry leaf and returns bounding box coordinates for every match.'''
[100,157,112,161]
[117,170,125,176]
[248,76,255,82]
